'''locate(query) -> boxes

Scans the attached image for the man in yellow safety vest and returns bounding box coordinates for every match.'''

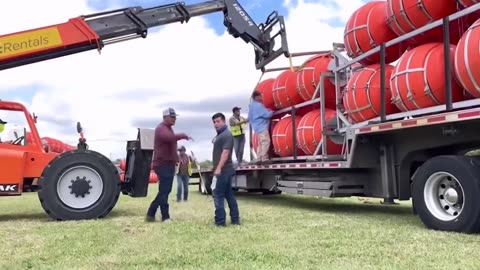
[176,145,193,202]
[229,107,248,165]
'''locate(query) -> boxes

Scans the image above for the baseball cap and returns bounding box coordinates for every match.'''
[0,119,7,124]
[162,108,179,117]
[232,106,241,112]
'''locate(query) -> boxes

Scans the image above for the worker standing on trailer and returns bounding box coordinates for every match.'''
[146,108,192,223]
[229,106,248,165]
[176,145,192,202]
[211,112,241,226]
[0,119,7,143]
[248,90,273,164]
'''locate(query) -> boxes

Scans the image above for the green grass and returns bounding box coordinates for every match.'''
[1,182,480,270]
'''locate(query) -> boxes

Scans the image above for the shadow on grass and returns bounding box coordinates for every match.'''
[0,208,138,223]
[107,209,142,219]
[235,192,414,217]
[0,212,51,222]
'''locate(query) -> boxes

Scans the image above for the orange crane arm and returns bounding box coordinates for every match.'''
[0,0,289,71]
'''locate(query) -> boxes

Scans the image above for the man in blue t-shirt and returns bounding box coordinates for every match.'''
[248,90,273,164]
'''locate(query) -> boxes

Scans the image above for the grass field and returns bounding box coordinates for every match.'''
[1,182,480,270]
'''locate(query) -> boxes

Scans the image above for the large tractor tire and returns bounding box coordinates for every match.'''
[412,155,480,233]
[38,150,121,221]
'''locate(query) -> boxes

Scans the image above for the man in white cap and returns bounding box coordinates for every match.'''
[146,108,193,222]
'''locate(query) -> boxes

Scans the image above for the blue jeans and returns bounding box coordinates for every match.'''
[212,169,240,225]
[147,164,175,221]
[176,174,190,201]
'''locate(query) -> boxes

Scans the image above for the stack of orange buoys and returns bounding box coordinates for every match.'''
[296,109,343,155]
[390,42,466,112]
[272,68,302,109]
[254,78,276,111]
[344,1,404,65]
[454,18,480,98]
[296,53,337,108]
[386,0,469,45]
[272,115,305,157]
[343,64,399,123]
[246,0,480,161]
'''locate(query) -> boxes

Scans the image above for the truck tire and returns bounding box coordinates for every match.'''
[412,155,480,233]
[38,150,121,221]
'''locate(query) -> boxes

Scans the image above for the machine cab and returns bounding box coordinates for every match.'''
[0,100,54,194]
[1,125,27,145]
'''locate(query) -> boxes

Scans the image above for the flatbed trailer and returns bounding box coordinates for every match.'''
[192,3,480,233]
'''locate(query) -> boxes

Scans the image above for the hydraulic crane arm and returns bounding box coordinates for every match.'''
[0,0,289,71]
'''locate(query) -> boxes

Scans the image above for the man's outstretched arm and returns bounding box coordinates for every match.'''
[156,125,188,142]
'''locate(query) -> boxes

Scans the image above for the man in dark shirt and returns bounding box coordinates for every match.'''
[211,112,240,226]
[146,108,192,222]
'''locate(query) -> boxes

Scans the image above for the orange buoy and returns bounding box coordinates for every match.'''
[272,69,302,109]
[255,78,276,111]
[119,159,126,171]
[456,0,480,8]
[297,109,343,155]
[149,171,158,183]
[454,18,480,98]
[296,54,337,108]
[343,64,400,123]
[390,42,465,111]
[386,0,464,45]
[344,1,404,65]
[272,115,305,157]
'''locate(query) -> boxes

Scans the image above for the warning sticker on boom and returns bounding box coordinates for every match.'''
[0,27,63,59]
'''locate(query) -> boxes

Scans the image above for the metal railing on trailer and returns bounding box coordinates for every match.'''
[248,2,480,168]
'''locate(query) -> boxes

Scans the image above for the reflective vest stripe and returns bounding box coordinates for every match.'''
[230,125,243,136]
[230,117,245,136]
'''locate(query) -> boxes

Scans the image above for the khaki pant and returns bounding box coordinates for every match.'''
[257,129,271,161]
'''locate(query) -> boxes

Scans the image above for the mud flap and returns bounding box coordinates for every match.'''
[121,128,154,197]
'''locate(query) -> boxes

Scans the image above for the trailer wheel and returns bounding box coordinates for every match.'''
[412,155,480,233]
[38,150,121,221]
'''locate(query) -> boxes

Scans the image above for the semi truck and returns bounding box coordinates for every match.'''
[192,3,480,234]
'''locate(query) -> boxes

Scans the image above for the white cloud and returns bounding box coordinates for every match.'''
[0,0,366,161]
